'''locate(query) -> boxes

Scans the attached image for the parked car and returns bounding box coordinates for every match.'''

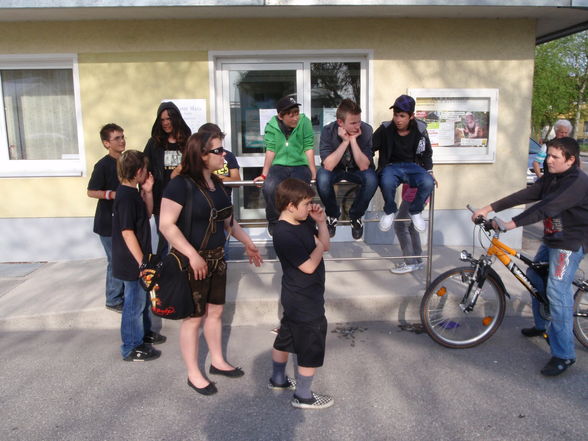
[527,138,543,185]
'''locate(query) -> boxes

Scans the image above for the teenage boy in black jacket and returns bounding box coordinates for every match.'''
[372,95,435,233]
[472,137,588,376]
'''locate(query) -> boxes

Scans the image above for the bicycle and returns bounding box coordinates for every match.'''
[419,205,588,349]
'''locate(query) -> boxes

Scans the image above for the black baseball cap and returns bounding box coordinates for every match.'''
[276,96,301,113]
[390,95,415,113]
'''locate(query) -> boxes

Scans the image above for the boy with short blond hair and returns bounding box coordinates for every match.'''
[269,178,333,409]
[317,99,377,239]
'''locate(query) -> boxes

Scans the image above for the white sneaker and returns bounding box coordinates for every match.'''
[410,212,426,232]
[390,263,416,274]
[378,213,395,232]
[412,262,425,271]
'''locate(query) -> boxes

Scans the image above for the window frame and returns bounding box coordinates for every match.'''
[210,50,371,220]
[210,49,372,157]
[0,53,85,177]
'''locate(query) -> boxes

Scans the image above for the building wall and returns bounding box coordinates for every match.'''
[0,18,536,261]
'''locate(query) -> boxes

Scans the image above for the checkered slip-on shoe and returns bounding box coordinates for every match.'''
[291,392,334,409]
[267,377,296,390]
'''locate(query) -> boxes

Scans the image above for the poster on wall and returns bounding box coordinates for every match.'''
[408,89,499,163]
[162,99,207,134]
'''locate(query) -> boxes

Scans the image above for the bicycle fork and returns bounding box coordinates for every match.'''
[459,253,492,313]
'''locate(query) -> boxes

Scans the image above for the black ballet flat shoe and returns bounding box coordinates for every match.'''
[209,364,245,378]
[187,378,217,395]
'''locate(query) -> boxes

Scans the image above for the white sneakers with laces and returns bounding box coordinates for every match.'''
[378,213,395,231]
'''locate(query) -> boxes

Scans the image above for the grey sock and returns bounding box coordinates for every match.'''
[294,373,314,400]
[271,360,287,385]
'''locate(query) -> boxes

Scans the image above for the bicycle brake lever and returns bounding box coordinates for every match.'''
[492,217,508,232]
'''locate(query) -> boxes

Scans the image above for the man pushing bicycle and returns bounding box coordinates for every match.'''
[471,137,588,377]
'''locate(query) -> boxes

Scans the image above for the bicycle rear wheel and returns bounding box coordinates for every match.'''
[420,266,506,349]
[573,288,588,349]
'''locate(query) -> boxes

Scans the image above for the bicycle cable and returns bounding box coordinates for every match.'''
[473,223,497,265]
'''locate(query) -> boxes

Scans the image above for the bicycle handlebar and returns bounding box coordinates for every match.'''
[466,204,507,233]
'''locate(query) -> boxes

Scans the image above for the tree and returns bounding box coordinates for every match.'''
[532,31,588,139]
[532,43,575,138]
[557,32,588,136]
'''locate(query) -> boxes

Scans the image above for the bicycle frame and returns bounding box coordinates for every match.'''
[485,236,545,301]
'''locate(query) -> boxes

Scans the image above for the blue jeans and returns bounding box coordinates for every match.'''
[120,280,152,357]
[316,167,378,220]
[99,235,124,307]
[378,163,434,215]
[263,165,312,224]
[525,244,584,360]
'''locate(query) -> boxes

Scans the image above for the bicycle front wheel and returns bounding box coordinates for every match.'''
[420,266,506,349]
[573,288,588,349]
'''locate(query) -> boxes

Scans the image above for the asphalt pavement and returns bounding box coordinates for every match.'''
[1,319,586,441]
[0,224,587,441]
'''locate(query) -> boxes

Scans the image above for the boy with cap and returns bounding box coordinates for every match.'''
[372,94,435,233]
[253,96,316,235]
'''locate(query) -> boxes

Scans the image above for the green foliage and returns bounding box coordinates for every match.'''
[532,44,575,135]
[532,31,588,137]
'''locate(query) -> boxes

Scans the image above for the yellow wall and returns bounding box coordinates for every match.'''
[0,18,535,218]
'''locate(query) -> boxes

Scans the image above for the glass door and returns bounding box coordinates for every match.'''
[218,62,303,220]
[215,57,366,223]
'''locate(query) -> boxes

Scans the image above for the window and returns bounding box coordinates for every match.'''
[213,52,369,220]
[0,54,85,177]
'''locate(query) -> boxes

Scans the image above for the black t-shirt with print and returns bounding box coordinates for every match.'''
[163,176,231,251]
[144,138,183,215]
[112,185,152,281]
[87,155,120,236]
[273,219,325,322]
[162,142,182,188]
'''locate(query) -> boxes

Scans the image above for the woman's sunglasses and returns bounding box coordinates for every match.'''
[207,146,225,155]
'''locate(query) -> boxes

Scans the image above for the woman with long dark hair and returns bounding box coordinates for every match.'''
[144,102,191,253]
[159,131,262,395]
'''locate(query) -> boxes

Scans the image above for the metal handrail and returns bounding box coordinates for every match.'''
[222,179,435,288]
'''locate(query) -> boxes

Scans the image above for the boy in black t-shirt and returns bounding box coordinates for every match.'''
[112,150,166,362]
[87,123,126,312]
[269,178,334,410]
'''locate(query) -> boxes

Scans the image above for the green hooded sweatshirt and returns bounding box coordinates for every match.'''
[264,114,314,166]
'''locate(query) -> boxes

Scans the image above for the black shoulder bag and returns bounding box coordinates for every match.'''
[140,177,195,320]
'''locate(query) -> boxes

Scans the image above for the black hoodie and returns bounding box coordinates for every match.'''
[143,102,191,214]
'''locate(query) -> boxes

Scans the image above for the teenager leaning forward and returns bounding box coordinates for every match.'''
[159,131,263,395]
